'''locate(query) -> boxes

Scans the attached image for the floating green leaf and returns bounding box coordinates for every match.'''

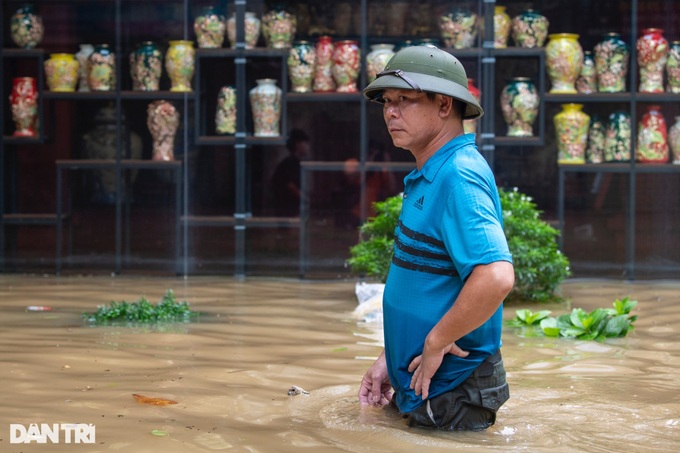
[509,297,638,341]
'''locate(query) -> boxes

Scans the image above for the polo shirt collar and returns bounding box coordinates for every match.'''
[417,133,475,182]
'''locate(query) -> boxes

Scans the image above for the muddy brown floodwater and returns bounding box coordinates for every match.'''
[0,275,678,452]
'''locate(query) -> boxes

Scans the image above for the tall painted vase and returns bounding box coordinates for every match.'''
[216,86,237,135]
[9,77,38,137]
[287,40,316,93]
[668,116,680,164]
[586,115,606,163]
[249,78,282,137]
[439,7,478,49]
[511,9,549,48]
[604,111,632,162]
[637,28,668,93]
[313,35,335,92]
[10,4,43,49]
[576,51,597,94]
[332,40,360,93]
[464,78,481,135]
[165,40,195,92]
[227,12,261,49]
[554,104,590,164]
[494,6,511,49]
[75,44,94,92]
[636,105,669,163]
[593,33,629,93]
[500,77,539,137]
[129,41,163,91]
[366,44,395,84]
[44,53,79,92]
[665,41,680,93]
[147,100,179,161]
[262,6,296,49]
[546,33,584,94]
[194,6,226,49]
[88,44,116,91]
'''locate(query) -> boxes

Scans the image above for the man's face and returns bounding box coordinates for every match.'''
[381,88,442,152]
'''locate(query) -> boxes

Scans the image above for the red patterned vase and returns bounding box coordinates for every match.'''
[637,28,668,93]
[313,35,335,92]
[636,104,669,163]
[9,77,38,137]
[331,40,360,93]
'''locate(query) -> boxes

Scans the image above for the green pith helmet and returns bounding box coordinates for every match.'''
[362,45,483,120]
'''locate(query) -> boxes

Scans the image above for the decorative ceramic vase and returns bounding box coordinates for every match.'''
[576,51,597,94]
[88,44,116,91]
[227,12,261,49]
[249,78,282,137]
[165,40,195,92]
[545,33,584,94]
[194,6,226,49]
[82,105,142,203]
[147,100,179,161]
[500,77,539,137]
[439,7,478,49]
[262,6,296,49]
[287,40,316,93]
[604,111,632,162]
[636,105,669,163]
[44,53,79,92]
[75,44,94,92]
[10,4,43,49]
[129,41,162,91]
[464,78,481,135]
[386,2,408,36]
[333,2,353,36]
[586,115,606,164]
[331,40,360,93]
[665,41,680,93]
[313,35,335,92]
[9,77,38,137]
[668,116,680,164]
[637,28,669,93]
[366,44,395,84]
[593,33,629,93]
[511,9,549,48]
[215,86,237,135]
[494,6,511,49]
[554,103,590,164]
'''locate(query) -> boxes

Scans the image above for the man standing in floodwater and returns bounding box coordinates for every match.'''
[357,45,515,430]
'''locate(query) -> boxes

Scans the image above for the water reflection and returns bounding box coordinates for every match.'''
[0,276,678,452]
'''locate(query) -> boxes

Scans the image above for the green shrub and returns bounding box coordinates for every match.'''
[347,187,571,303]
[347,194,402,283]
[500,187,571,302]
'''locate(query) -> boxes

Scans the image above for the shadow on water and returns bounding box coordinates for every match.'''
[0,276,678,452]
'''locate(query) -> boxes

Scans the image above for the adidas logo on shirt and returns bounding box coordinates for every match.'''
[414,195,424,211]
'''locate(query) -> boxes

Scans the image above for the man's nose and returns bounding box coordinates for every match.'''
[384,103,400,117]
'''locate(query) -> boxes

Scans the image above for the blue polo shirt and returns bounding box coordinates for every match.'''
[383,133,512,413]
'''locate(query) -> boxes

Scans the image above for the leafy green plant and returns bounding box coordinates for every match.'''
[347,194,402,282]
[83,290,197,325]
[508,297,638,341]
[347,187,571,303]
[500,187,571,303]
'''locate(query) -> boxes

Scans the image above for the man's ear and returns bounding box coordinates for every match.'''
[438,95,454,118]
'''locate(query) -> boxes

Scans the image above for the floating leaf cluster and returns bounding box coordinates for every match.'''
[507,297,638,341]
[83,290,196,325]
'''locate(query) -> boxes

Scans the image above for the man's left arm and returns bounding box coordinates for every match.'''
[408,260,514,399]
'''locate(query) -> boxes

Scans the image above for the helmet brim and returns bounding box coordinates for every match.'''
[363,71,484,120]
